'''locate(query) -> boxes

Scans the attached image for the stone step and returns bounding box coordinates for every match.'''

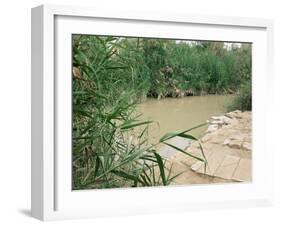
[191,150,225,176]
[191,154,251,182]
[158,136,192,158]
[232,158,252,182]
[214,155,240,180]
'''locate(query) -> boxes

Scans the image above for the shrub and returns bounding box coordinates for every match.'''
[72,35,251,189]
[72,35,208,189]
[227,80,252,111]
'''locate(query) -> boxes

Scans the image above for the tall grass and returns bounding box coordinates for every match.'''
[72,86,207,189]
[227,80,252,111]
[165,41,251,96]
[72,35,206,189]
[73,36,251,100]
[72,35,251,189]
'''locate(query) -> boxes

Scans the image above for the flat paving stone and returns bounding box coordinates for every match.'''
[162,111,252,185]
[171,141,214,167]
[232,158,252,182]
[191,150,225,176]
[214,155,240,180]
[159,136,191,158]
[209,135,226,144]
[190,161,203,172]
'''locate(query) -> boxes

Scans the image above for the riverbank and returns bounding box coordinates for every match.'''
[162,110,252,185]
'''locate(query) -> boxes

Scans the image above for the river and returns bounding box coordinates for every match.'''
[137,95,233,145]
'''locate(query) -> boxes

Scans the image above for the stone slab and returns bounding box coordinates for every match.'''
[227,139,243,149]
[242,142,251,151]
[232,158,252,182]
[214,155,240,180]
[159,136,192,158]
[191,150,225,176]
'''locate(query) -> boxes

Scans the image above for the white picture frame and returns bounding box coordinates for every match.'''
[31,4,274,221]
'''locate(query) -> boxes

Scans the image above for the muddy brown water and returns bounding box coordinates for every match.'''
[137,95,233,145]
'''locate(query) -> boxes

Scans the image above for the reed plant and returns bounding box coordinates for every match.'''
[72,35,251,189]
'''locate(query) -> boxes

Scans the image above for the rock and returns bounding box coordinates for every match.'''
[228,133,245,142]
[223,139,231,145]
[225,112,235,119]
[211,116,221,120]
[225,110,242,119]
[201,133,213,143]
[159,136,192,158]
[227,139,242,149]
[207,124,218,133]
[210,116,224,125]
[244,135,252,143]
[164,110,252,185]
[232,158,251,182]
[229,118,239,126]
[191,150,225,175]
[222,116,233,125]
[210,135,226,144]
[214,155,240,180]
[190,161,204,172]
[242,142,251,151]
[209,115,238,126]
[210,119,224,125]
[233,110,243,119]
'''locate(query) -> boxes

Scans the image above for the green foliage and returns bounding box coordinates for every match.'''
[72,34,251,189]
[227,80,252,111]
[73,35,251,99]
[72,35,208,190]
[166,41,251,95]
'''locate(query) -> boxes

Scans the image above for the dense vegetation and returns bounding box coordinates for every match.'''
[72,35,251,189]
[227,80,252,111]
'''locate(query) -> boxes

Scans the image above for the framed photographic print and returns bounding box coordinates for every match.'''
[31,4,274,221]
